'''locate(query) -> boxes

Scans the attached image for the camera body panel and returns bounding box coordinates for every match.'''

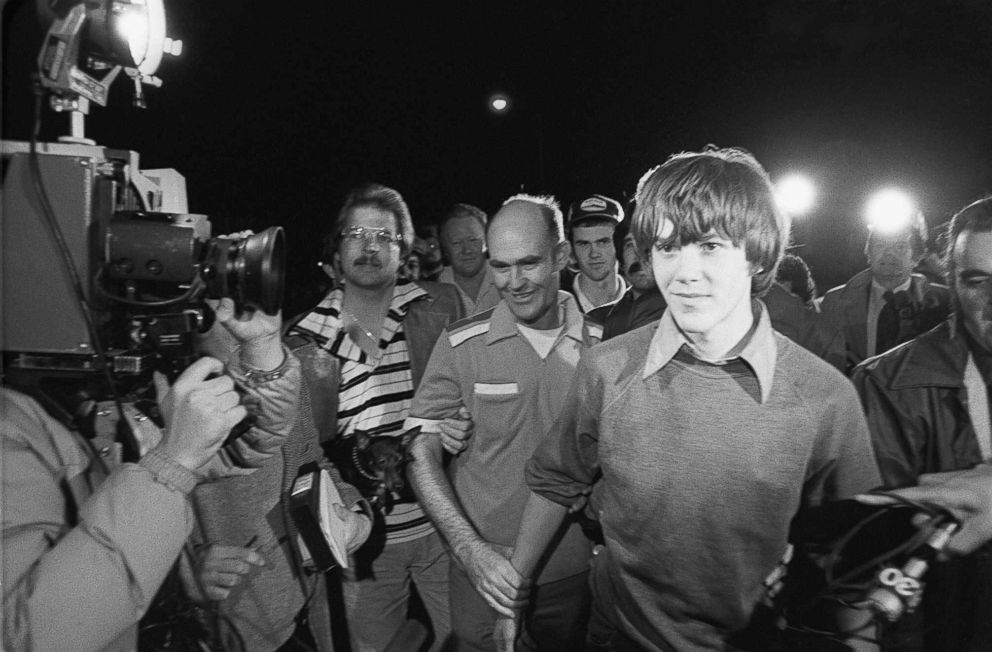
[1,141,159,356]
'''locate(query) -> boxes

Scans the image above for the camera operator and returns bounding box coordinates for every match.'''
[2,297,301,652]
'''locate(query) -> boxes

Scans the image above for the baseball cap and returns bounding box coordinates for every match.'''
[568,194,624,228]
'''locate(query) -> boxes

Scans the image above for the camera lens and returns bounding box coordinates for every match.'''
[204,226,285,314]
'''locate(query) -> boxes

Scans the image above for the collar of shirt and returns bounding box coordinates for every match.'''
[487,291,586,347]
[572,271,629,312]
[296,281,428,360]
[642,299,778,403]
[439,265,496,301]
[870,276,913,305]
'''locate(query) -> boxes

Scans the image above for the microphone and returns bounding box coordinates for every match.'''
[860,516,958,622]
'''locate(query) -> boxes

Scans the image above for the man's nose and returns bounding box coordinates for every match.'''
[672,247,702,281]
[508,266,526,288]
[363,236,382,252]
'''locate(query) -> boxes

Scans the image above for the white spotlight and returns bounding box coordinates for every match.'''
[775,174,816,217]
[488,94,509,113]
[866,188,916,235]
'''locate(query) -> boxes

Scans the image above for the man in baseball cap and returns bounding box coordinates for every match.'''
[563,193,629,312]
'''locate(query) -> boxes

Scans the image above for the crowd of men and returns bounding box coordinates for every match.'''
[5,145,992,652]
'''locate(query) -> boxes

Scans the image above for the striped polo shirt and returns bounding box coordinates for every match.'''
[291,281,434,544]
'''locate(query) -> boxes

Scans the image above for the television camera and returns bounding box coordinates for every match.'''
[2,1,285,419]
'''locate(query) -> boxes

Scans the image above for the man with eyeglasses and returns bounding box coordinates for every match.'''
[438,203,501,316]
[286,183,469,652]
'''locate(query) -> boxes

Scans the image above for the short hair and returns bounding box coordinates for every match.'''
[630,146,789,296]
[439,203,488,237]
[322,183,415,261]
[776,253,817,305]
[865,210,928,258]
[488,193,565,246]
[945,196,992,287]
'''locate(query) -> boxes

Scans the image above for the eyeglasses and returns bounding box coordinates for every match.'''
[342,226,403,247]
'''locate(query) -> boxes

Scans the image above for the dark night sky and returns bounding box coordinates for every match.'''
[4,0,992,314]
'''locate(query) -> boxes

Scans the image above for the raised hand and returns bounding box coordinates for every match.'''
[153,356,247,471]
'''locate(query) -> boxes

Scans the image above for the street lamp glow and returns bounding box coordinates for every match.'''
[775,174,816,217]
[866,188,916,235]
[488,94,509,113]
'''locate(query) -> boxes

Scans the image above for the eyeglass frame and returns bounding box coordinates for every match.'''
[340,225,405,248]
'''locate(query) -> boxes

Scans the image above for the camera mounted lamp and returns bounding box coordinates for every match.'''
[36,0,182,140]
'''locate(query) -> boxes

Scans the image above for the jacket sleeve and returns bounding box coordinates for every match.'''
[2,392,194,652]
[851,364,926,487]
[197,344,302,479]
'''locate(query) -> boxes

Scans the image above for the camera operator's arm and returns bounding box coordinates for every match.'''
[2,357,246,652]
[194,298,301,477]
[858,464,992,555]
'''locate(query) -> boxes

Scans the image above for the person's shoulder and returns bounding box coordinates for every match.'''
[445,306,498,348]
[0,387,72,463]
[822,270,870,302]
[853,320,961,389]
[413,279,459,305]
[584,320,656,377]
[774,333,852,397]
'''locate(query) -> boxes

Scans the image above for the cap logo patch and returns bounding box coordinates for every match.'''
[581,197,607,212]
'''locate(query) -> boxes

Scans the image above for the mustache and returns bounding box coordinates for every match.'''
[627,260,643,275]
[353,256,382,266]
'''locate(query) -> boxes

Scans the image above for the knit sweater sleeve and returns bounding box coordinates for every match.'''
[525,353,603,506]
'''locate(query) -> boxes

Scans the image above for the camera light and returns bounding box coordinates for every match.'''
[866,188,916,235]
[775,174,816,217]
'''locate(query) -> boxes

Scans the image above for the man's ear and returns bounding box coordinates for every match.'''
[553,240,572,272]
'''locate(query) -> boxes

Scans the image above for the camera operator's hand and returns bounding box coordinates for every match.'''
[153,357,248,471]
[190,544,265,602]
[200,297,285,371]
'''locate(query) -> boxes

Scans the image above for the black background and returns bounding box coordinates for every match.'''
[4,0,992,315]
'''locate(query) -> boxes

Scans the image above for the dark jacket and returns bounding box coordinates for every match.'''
[586,287,666,341]
[851,320,992,652]
[821,270,951,371]
[851,320,984,487]
[762,283,846,372]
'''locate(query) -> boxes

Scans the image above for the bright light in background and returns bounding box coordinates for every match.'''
[865,188,916,234]
[775,174,816,217]
[488,93,510,113]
